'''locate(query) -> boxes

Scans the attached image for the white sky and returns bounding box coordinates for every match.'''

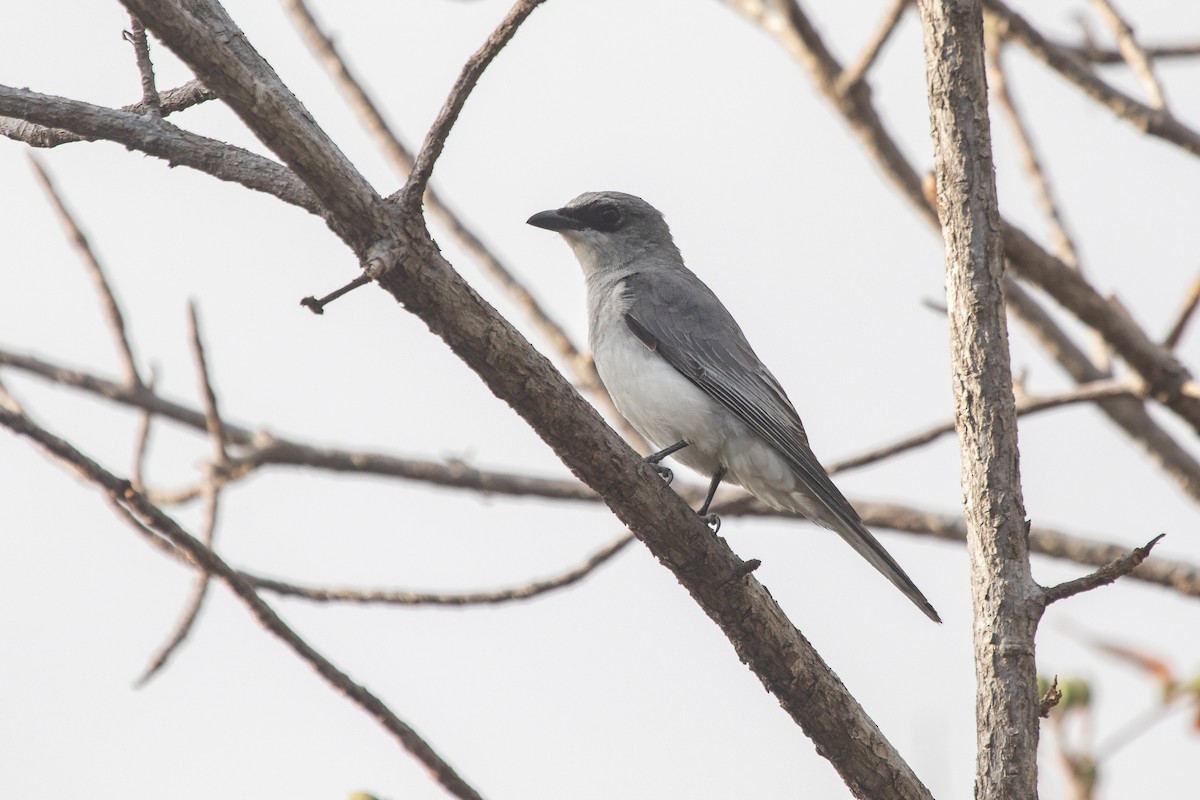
[3,1,1200,798]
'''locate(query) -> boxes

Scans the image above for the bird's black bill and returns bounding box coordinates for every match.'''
[527,208,585,231]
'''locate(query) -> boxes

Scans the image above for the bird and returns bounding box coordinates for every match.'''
[527,191,941,623]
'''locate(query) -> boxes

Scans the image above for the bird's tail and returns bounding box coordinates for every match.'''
[829,516,942,623]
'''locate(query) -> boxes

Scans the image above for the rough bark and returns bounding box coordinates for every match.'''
[110,0,934,795]
[915,0,1042,797]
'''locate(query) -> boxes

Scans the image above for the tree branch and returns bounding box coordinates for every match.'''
[0,85,322,216]
[0,405,485,800]
[1040,534,1166,606]
[26,154,144,389]
[248,533,634,606]
[114,2,936,794]
[723,1,1200,443]
[137,303,229,686]
[397,0,547,209]
[7,345,1200,601]
[1,79,214,148]
[916,2,1040,797]
[987,0,1200,157]
[281,0,637,443]
[1088,0,1169,111]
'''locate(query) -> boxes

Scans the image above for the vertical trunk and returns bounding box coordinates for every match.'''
[915,1,1043,797]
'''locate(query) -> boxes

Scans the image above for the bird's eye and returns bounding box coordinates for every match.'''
[597,205,623,230]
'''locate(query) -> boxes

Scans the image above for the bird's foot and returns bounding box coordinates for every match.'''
[700,512,721,533]
[646,461,674,485]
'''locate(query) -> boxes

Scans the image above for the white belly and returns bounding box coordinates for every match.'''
[592,322,803,508]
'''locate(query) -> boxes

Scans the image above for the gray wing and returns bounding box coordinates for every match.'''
[623,270,940,623]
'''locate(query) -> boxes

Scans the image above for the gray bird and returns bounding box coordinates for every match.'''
[528,191,940,623]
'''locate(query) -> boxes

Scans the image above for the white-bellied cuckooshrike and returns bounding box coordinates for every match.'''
[528,191,940,623]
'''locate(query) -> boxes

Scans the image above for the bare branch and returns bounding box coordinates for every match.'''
[0,405,485,800]
[1089,0,1169,110]
[1040,534,1167,605]
[124,16,162,118]
[1060,41,1200,65]
[985,33,1082,271]
[0,85,323,217]
[119,0,393,252]
[852,502,1200,600]
[26,154,144,389]
[8,346,1200,601]
[1003,280,1200,503]
[988,0,1200,157]
[249,534,634,606]
[130,367,158,490]
[281,0,636,443]
[827,378,1137,474]
[1163,274,1200,350]
[1,80,214,148]
[399,0,547,208]
[836,0,911,95]
[137,304,229,686]
[724,1,1200,440]
[917,1,1039,795]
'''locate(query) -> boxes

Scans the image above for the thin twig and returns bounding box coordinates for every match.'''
[6,344,1200,600]
[1163,274,1200,350]
[137,305,229,685]
[1061,41,1200,65]
[130,366,158,490]
[282,0,614,411]
[988,0,1200,157]
[1038,676,1063,717]
[827,378,1137,474]
[986,32,1083,271]
[399,0,547,208]
[0,405,484,800]
[26,154,144,389]
[1040,534,1166,605]
[124,16,162,117]
[725,0,1200,438]
[1089,0,1169,110]
[1003,279,1200,502]
[249,533,634,606]
[836,0,911,95]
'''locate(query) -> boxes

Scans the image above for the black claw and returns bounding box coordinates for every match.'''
[650,463,674,485]
[702,513,721,533]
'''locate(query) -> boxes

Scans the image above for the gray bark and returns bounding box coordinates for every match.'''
[915,0,1042,797]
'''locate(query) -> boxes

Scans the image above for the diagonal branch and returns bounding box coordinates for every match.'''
[137,303,229,686]
[987,0,1200,157]
[26,154,144,389]
[0,404,483,800]
[281,0,636,443]
[722,0,1200,442]
[397,0,547,209]
[1040,533,1166,605]
[836,0,911,95]
[1088,0,1169,111]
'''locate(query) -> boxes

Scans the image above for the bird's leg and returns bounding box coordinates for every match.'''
[643,440,689,485]
[698,466,726,532]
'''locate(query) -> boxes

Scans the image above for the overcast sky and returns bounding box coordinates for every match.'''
[3,1,1200,798]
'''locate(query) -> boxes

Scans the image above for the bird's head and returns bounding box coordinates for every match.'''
[527,191,680,279]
